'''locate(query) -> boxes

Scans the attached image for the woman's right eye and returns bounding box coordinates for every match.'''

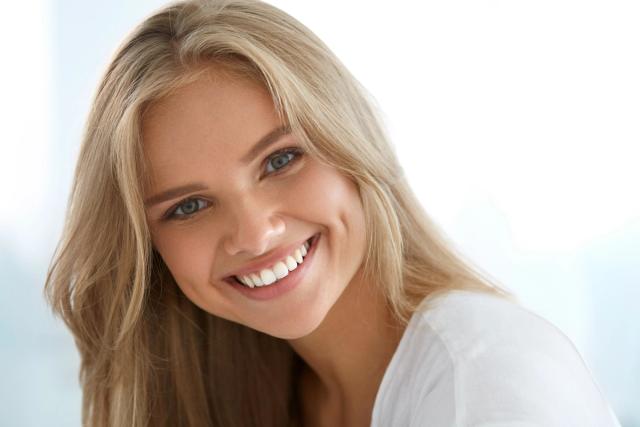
[165,198,210,221]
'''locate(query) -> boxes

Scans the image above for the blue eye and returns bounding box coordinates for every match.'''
[166,198,209,220]
[264,148,302,174]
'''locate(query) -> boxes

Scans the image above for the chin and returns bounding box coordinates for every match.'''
[255,309,329,340]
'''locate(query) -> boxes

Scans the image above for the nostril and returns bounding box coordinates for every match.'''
[223,212,286,257]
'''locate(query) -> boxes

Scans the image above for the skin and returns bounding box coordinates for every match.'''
[142,67,405,427]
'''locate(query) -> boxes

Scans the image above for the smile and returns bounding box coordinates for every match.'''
[224,233,320,301]
[234,238,312,288]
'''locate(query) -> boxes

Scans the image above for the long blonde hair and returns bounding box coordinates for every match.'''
[45,0,513,425]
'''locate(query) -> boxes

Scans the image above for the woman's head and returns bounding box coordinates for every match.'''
[142,66,369,339]
[46,1,510,424]
[65,0,417,333]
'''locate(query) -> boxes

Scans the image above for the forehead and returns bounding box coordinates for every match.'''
[141,68,280,191]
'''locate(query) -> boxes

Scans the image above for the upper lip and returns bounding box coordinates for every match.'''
[223,235,314,280]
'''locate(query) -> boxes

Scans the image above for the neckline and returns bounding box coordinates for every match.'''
[370,291,457,420]
[370,300,425,418]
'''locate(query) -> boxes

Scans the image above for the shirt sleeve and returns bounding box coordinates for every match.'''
[453,343,621,426]
[371,291,622,427]
[413,294,622,427]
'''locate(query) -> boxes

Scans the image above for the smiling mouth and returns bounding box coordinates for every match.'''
[226,234,319,288]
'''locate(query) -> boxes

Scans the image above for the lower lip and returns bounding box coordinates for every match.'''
[226,234,320,301]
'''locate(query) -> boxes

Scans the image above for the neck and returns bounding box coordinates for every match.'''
[287,269,406,426]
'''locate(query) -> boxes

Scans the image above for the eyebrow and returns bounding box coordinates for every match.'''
[239,125,290,164]
[144,125,290,208]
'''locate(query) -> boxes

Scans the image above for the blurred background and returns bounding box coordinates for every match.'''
[1,0,638,425]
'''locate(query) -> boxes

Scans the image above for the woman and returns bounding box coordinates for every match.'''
[45,0,621,426]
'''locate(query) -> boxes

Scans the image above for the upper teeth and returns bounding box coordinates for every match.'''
[235,240,311,288]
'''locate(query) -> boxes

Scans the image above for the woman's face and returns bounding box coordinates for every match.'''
[142,68,367,339]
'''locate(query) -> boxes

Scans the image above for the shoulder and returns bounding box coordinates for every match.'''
[415,289,576,365]
[372,290,621,427]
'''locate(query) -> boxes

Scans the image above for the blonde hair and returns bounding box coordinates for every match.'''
[45,0,513,425]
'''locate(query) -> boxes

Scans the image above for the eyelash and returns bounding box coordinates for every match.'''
[162,147,304,221]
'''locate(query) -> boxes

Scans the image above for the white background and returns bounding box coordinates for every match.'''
[1,0,638,425]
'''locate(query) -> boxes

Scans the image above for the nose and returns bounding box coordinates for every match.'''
[222,195,286,256]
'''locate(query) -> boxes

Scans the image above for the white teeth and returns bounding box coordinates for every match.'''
[234,238,315,288]
[250,273,262,287]
[273,262,289,279]
[242,275,253,287]
[234,275,253,288]
[285,256,298,271]
[260,269,277,285]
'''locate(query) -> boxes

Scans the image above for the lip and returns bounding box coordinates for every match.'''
[224,233,320,301]
[223,235,315,280]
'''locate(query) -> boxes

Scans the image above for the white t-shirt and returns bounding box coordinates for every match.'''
[371,289,621,426]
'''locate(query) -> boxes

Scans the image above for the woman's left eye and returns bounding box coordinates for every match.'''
[264,148,303,175]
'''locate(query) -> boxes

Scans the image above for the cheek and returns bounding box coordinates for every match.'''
[287,162,366,262]
[287,162,364,224]
[151,227,215,289]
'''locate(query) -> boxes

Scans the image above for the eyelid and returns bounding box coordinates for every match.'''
[160,146,304,222]
[162,197,210,221]
[261,146,304,177]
